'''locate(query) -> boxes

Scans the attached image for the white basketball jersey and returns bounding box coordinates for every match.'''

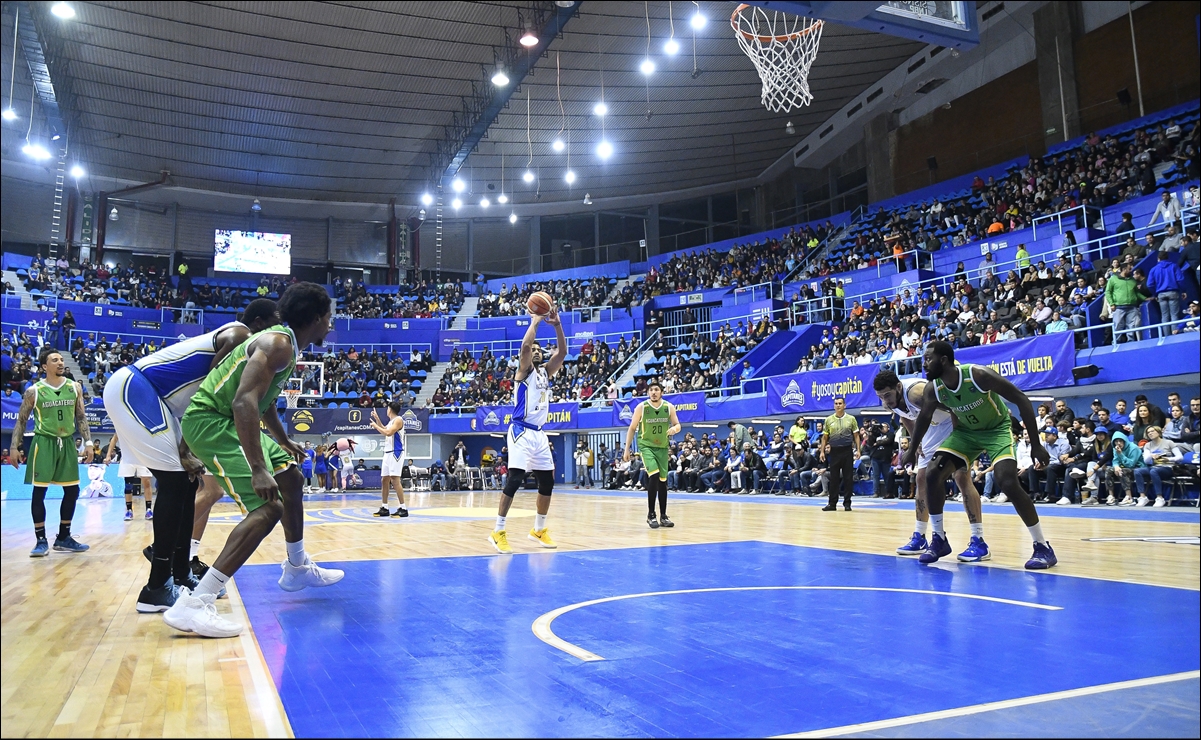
[133,321,246,419]
[894,377,952,430]
[384,426,406,460]
[513,367,550,428]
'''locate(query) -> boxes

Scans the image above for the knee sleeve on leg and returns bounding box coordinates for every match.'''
[31,486,48,525]
[502,468,525,498]
[535,470,554,497]
[124,477,139,496]
[60,485,80,523]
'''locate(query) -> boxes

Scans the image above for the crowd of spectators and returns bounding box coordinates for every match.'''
[333,277,462,319]
[476,277,618,318]
[640,312,783,394]
[295,346,434,408]
[822,114,1199,273]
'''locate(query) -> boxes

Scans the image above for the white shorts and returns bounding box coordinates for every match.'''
[507,424,554,472]
[102,366,185,473]
[118,461,152,478]
[915,422,954,470]
[381,454,404,478]
[341,460,354,476]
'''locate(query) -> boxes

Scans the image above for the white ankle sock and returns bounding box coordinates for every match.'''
[970,523,984,538]
[534,514,547,531]
[930,513,945,537]
[195,567,229,598]
[190,538,201,559]
[1028,523,1046,544]
[915,520,929,536]
[495,516,506,532]
[285,540,306,567]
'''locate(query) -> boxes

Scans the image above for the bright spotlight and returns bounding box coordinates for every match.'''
[480,197,491,208]
[491,68,510,87]
[519,29,539,47]
[593,101,608,117]
[552,138,565,152]
[69,165,85,178]
[1,108,16,121]
[564,170,576,184]
[596,140,613,159]
[664,38,680,55]
[51,2,75,19]
[509,212,518,224]
[640,58,655,76]
[451,178,466,193]
[452,197,463,209]
[22,142,52,160]
[497,193,509,204]
[420,192,433,206]
[522,170,535,184]
[690,10,706,29]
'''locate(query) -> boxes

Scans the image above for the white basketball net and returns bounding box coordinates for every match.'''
[284,390,301,408]
[731,4,824,113]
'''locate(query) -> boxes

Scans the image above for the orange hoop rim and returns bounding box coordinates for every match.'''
[731,4,823,44]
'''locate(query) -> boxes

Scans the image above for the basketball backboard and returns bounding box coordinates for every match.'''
[746,1,979,49]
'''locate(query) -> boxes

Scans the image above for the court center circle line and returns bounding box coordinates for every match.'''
[533,586,1063,661]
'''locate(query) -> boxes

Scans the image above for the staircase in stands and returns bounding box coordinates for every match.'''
[3,269,35,310]
[450,296,479,330]
[411,360,450,408]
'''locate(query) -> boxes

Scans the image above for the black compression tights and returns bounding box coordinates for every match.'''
[31,485,80,538]
[647,477,668,516]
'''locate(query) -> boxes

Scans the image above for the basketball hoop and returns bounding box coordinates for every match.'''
[731,4,824,113]
[283,389,302,409]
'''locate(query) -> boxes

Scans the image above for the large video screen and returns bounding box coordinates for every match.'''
[214,230,291,275]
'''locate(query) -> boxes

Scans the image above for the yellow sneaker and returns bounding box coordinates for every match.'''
[528,527,557,549]
[488,530,512,554]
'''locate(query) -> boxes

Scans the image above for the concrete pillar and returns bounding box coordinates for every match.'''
[864,113,895,204]
[594,213,600,266]
[466,219,474,274]
[528,215,540,273]
[1034,1,1082,147]
[646,203,660,258]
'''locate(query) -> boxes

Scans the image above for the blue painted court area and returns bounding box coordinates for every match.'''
[236,542,1200,738]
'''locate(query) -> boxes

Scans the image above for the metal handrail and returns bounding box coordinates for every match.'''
[1032,203,1105,239]
[447,329,642,359]
[781,208,862,285]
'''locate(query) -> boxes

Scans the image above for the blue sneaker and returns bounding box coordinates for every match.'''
[53,535,90,553]
[957,536,991,562]
[124,510,133,521]
[918,533,952,564]
[1025,541,1057,570]
[30,537,50,558]
[896,532,928,555]
[136,578,180,613]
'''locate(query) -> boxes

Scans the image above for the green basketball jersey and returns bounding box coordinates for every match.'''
[932,364,1008,432]
[638,400,672,449]
[33,378,78,438]
[188,325,297,417]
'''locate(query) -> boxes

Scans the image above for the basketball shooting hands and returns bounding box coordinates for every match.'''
[543,306,561,327]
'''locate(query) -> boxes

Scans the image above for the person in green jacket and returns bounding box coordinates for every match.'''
[1104,263,1150,343]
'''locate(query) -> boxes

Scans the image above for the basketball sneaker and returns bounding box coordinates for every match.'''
[163,589,242,638]
[488,530,512,555]
[30,537,49,558]
[373,506,390,517]
[821,504,837,511]
[957,536,991,562]
[278,558,345,592]
[648,512,660,529]
[145,509,154,520]
[1081,497,1100,506]
[392,507,409,517]
[1025,541,1057,570]
[190,556,211,580]
[136,579,180,613]
[992,492,1008,504]
[143,545,154,563]
[179,573,226,599]
[528,528,557,548]
[918,533,951,564]
[659,515,675,528]
[124,510,133,521]
[53,535,89,553]
[896,532,927,555]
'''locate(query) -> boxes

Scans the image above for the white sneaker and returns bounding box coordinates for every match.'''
[279,558,345,592]
[1056,496,1072,506]
[706,488,716,494]
[1152,496,1166,508]
[993,492,1008,504]
[1069,469,1086,479]
[1083,481,1098,491]
[316,488,326,493]
[1118,495,1135,506]
[163,588,242,638]
[1136,495,1150,507]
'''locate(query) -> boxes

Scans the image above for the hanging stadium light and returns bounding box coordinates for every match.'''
[596,140,613,159]
[564,169,576,184]
[522,170,535,184]
[509,212,518,224]
[552,138,565,152]
[421,192,434,206]
[491,65,510,87]
[69,164,85,178]
[640,58,655,76]
[451,197,463,209]
[593,101,608,116]
[451,178,466,193]
[497,193,508,204]
[51,3,75,19]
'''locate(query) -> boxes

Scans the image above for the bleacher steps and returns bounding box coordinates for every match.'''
[450,297,479,330]
[413,360,450,408]
[3,269,35,310]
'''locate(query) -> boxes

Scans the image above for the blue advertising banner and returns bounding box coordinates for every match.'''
[473,403,578,432]
[2,395,113,433]
[282,407,430,435]
[766,333,1077,414]
[611,392,707,427]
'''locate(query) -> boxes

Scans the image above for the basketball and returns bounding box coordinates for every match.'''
[526,291,554,317]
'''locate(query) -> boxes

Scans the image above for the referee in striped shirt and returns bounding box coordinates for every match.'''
[820,397,862,511]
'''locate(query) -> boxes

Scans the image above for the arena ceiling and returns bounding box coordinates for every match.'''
[4,1,924,205]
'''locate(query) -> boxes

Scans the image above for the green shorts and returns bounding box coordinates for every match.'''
[937,425,1015,466]
[181,409,295,514]
[640,446,670,480]
[25,433,79,487]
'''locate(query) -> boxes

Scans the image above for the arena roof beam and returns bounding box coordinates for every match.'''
[12,1,70,140]
[433,1,579,188]
[747,1,979,49]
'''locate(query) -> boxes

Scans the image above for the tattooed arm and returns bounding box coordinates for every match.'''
[9,387,36,469]
[76,381,94,463]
